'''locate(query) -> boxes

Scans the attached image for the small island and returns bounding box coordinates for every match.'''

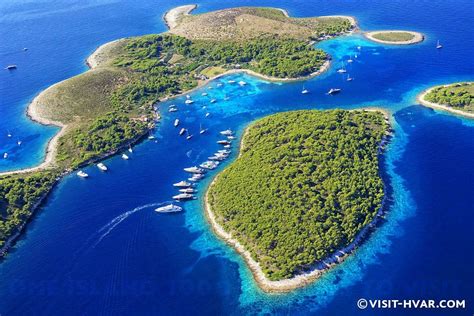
[365,30,424,45]
[1,6,355,254]
[418,82,474,118]
[206,109,391,292]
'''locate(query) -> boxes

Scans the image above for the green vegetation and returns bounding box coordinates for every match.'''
[0,172,57,247]
[208,110,389,280]
[424,82,474,112]
[371,31,415,42]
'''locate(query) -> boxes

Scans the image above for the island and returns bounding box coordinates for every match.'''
[0,6,355,255]
[418,82,474,118]
[365,30,424,45]
[206,109,392,292]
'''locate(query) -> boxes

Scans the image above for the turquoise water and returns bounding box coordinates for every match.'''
[0,1,473,315]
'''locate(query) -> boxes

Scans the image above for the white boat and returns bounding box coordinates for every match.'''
[220,129,233,136]
[189,174,205,181]
[346,75,353,81]
[327,88,342,95]
[210,99,217,103]
[218,149,231,154]
[184,166,205,174]
[200,161,219,170]
[5,65,17,70]
[227,80,236,84]
[223,144,231,149]
[174,119,180,127]
[185,99,194,104]
[179,128,187,136]
[202,92,208,96]
[169,107,178,112]
[354,54,358,59]
[172,193,195,201]
[347,56,353,63]
[205,112,211,118]
[337,68,347,74]
[179,188,196,193]
[436,40,443,49]
[227,135,236,140]
[186,134,193,140]
[148,135,156,140]
[238,81,247,86]
[3,153,8,159]
[357,46,362,50]
[121,153,129,160]
[224,97,230,101]
[97,163,108,171]
[128,146,133,153]
[77,170,89,178]
[7,131,12,137]
[199,124,207,134]
[186,95,191,99]
[301,86,309,94]
[155,204,183,213]
[17,140,22,146]
[173,181,192,187]
[217,83,223,87]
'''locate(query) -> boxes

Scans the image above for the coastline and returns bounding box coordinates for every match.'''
[417,85,474,119]
[163,4,197,30]
[364,30,424,45]
[204,109,392,293]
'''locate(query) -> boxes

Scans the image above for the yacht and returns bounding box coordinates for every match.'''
[97,163,108,171]
[174,119,180,127]
[327,88,342,95]
[169,107,178,112]
[238,81,247,86]
[301,86,309,94]
[200,161,219,170]
[210,99,217,103]
[172,193,195,201]
[179,188,196,193]
[436,40,443,49]
[3,153,8,159]
[202,92,208,96]
[155,204,183,213]
[121,153,129,160]
[186,134,193,140]
[77,170,89,178]
[185,99,194,104]
[217,140,231,145]
[220,129,233,136]
[227,80,236,84]
[205,112,211,118]
[179,128,187,136]
[184,166,205,174]
[173,180,192,187]
[5,65,17,70]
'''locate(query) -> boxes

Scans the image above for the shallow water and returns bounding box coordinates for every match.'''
[0,0,473,315]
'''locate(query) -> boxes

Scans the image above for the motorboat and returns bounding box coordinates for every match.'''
[77,170,89,178]
[173,181,192,187]
[97,163,108,171]
[155,204,183,213]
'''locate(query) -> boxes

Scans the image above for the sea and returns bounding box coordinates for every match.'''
[0,0,473,315]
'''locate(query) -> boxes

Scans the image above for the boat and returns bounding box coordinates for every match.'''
[337,64,347,74]
[217,140,231,145]
[223,144,231,149]
[185,99,194,104]
[238,81,247,86]
[17,140,22,146]
[224,96,230,101]
[97,163,108,171]
[23,48,28,51]
[220,129,233,136]
[202,92,208,96]
[436,40,443,49]
[7,131,11,138]
[179,128,187,136]
[172,193,195,201]
[347,56,353,63]
[346,75,353,81]
[210,99,217,103]
[199,124,207,134]
[169,107,178,112]
[128,146,133,153]
[354,54,358,59]
[188,173,205,181]
[173,181,192,187]
[205,112,211,118]
[227,135,236,140]
[218,149,231,154]
[148,135,156,140]
[301,86,309,94]
[186,134,193,140]
[327,88,342,95]
[179,188,196,193]
[121,153,129,160]
[184,166,205,174]
[217,83,223,87]
[77,170,89,178]
[3,153,8,159]
[169,104,177,109]
[155,204,183,213]
[357,46,362,50]
[174,119,180,127]
[5,65,17,70]
[200,160,219,170]
[227,80,236,84]
[186,95,191,99]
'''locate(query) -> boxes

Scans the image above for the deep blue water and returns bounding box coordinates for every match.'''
[0,0,473,315]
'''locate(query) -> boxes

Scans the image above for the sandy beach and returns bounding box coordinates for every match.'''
[86,38,126,69]
[364,30,424,45]
[164,4,197,30]
[417,86,474,119]
[204,109,392,293]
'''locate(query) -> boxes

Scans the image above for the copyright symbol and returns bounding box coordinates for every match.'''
[357,298,368,309]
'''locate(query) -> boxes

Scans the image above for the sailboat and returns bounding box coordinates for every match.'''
[337,62,347,74]
[347,55,353,63]
[301,86,309,94]
[7,131,12,138]
[436,40,443,49]
[346,75,353,81]
[199,124,207,134]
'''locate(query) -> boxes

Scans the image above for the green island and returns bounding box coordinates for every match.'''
[206,110,391,291]
[419,82,474,118]
[0,6,354,252]
[365,30,424,45]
